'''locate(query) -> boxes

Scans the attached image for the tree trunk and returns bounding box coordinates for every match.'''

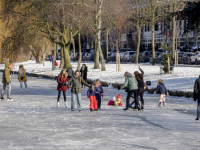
[72,38,76,62]
[63,44,71,69]
[106,30,109,63]
[94,37,100,69]
[135,27,141,64]
[151,23,155,66]
[77,29,82,70]
[59,46,64,68]
[172,15,176,59]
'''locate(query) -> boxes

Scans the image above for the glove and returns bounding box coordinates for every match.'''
[154,91,156,94]
[118,87,120,90]
[21,76,24,80]
[61,83,65,86]
[101,93,104,97]
[63,83,66,86]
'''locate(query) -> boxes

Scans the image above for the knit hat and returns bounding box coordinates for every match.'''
[117,94,121,98]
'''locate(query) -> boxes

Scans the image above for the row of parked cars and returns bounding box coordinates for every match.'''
[70,52,94,61]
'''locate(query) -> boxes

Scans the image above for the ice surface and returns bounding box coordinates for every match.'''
[0,60,199,92]
[0,74,199,149]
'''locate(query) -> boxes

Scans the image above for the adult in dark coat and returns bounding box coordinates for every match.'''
[194,76,200,120]
[80,64,88,87]
[57,69,68,108]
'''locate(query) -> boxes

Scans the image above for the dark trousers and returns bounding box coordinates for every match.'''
[126,90,138,109]
[138,88,144,105]
[197,99,200,119]
[95,94,101,109]
[57,91,66,102]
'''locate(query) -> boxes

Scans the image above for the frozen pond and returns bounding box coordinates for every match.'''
[0,75,199,149]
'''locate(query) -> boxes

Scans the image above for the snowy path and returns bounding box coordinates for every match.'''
[0,60,199,92]
[0,75,199,149]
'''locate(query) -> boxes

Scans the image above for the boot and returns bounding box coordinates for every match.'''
[195,118,199,120]
[163,102,166,107]
[90,109,93,111]
[158,102,162,108]
[57,102,59,108]
[94,109,98,111]
[7,97,13,101]
[64,102,68,108]
[136,105,141,110]
[0,95,4,100]
[141,105,144,110]
[123,107,128,111]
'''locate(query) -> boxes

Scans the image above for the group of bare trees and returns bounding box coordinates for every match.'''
[0,0,189,70]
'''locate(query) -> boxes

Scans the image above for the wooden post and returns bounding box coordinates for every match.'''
[168,57,170,74]
[116,51,121,72]
[174,51,177,67]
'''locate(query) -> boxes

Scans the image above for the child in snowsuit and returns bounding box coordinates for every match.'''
[155,79,168,107]
[95,79,104,110]
[87,81,99,111]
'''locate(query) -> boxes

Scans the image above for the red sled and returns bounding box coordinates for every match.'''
[108,100,114,105]
[55,62,58,66]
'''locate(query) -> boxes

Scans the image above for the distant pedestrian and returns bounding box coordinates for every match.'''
[9,63,15,76]
[193,76,200,120]
[95,79,104,110]
[154,79,168,108]
[87,81,98,111]
[50,52,56,71]
[18,64,28,92]
[57,69,68,108]
[66,64,74,87]
[80,64,88,88]
[66,70,90,112]
[0,62,12,101]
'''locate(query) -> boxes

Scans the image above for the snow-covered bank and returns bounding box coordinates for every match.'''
[0,60,199,92]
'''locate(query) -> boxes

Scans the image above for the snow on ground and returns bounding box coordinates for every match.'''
[1,60,200,92]
[0,75,199,149]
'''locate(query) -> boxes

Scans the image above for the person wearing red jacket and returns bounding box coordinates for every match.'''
[57,69,68,108]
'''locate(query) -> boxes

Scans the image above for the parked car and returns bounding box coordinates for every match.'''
[149,52,162,63]
[119,52,125,61]
[76,53,80,60]
[155,53,164,63]
[190,51,200,64]
[131,53,142,63]
[141,51,152,62]
[45,55,51,61]
[82,53,88,61]
[122,51,136,62]
[86,53,94,61]
[181,52,195,64]
[177,52,184,64]
[111,52,117,61]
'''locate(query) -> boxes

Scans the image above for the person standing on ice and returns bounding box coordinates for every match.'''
[87,81,98,111]
[66,70,90,112]
[193,76,200,120]
[57,69,69,108]
[154,79,167,107]
[80,64,88,88]
[0,62,13,101]
[18,64,28,92]
[95,79,104,110]
[50,52,56,71]
[130,66,145,110]
[118,72,140,111]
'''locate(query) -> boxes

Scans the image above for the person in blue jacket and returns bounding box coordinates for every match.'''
[95,79,104,110]
[87,81,99,111]
[154,79,168,108]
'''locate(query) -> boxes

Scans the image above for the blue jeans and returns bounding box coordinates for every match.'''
[71,93,81,110]
[197,99,200,119]
[52,61,55,70]
[20,81,27,89]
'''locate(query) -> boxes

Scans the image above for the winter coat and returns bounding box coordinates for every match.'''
[156,82,167,95]
[18,65,27,82]
[2,62,10,84]
[66,67,74,78]
[57,74,68,91]
[194,77,200,100]
[51,55,56,62]
[87,87,99,96]
[120,73,138,91]
[95,84,104,95]
[80,66,88,80]
[67,75,90,94]
[138,68,144,89]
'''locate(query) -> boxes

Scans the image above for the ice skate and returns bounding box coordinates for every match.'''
[141,105,144,110]
[195,118,199,121]
[90,109,93,111]
[7,97,13,101]
[64,102,68,108]
[123,107,128,111]
[163,102,166,107]
[158,102,162,108]
[0,95,4,101]
[57,102,59,108]
[26,89,28,92]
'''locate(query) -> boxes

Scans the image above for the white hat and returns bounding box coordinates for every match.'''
[113,97,116,101]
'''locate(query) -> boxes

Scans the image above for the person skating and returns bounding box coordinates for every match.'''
[131,66,145,110]
[66,70,90,112]
[118,72,140,111]
[18,64,28,92]
[154,79,168,108]
[0,62,13,101]
[66,64,74,87]
[80,64,88,88]
[87,81,99,111]
[57,69,69,108]
[193,75,200,120]
[50,52,56,71]
[95,79,104,110]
